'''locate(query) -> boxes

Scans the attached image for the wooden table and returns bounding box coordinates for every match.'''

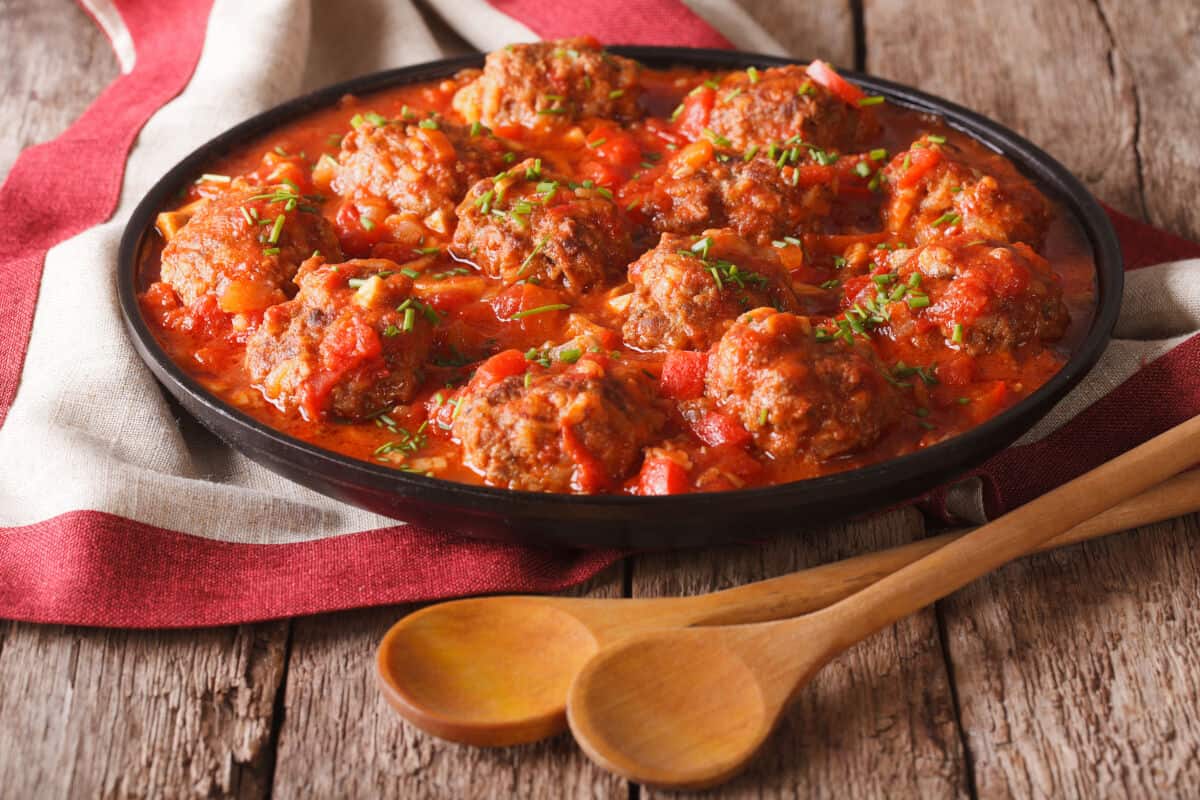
[3,1,1198,796]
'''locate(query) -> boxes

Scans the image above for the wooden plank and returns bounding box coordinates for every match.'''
[736,0,856,63]
[863,0,1143,215]
[0,0,118,179]
[638,510,970,799]
[1097,0,1200,239]
[0,621,288,799]
[867,0,1200,796]
[272,567,628,799]
[942,517,1200,797]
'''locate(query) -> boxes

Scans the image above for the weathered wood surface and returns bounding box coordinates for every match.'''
[272,569,627,799]
[1,0,1199,798]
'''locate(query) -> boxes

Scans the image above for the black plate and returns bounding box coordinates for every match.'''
[118,47,1122,549]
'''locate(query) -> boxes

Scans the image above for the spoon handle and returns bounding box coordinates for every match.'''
[805,415,1200,655]
[680,467,1200,628]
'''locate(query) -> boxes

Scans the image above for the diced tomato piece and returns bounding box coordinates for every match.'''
[335,200,384,257]
[895,147,943,188]
[806,60,864,104]
[492,124,523,140]
[470,349,528,388]
[659,351,709,401]
[937,353,976,386]
[562,424,609,493]
[578,160,624,191]
[691,410,752,448]
[586,126,642,173]
[636,457,690,496]
[675,86,715,140]
[791,164,837,186]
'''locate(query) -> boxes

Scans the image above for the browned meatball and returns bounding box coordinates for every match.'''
[706,308,900,460]
[622,229,800,351]
[160,184,342,313]
[452,354,664,493]
[643,141,834,244]
[883,136,1049,247]
[245,258,435,421]
[706,65,878,151]
[452,37,641,130]
[451,158,633,293]
[331,117,511,231]
[848,238,1069,356]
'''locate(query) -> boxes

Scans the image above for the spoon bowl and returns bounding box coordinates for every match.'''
[377,597,601,745]
[568,629,777,789]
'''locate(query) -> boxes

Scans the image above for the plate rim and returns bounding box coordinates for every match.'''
[116,46,1123,526]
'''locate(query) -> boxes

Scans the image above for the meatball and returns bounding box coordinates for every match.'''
[451,158,633,293]
[643,141,834,244]
[160,184,342,313]
[331,117,511,230]
[245,258,435,421]
[706,308,900,460]
[882,136,1049,247]
[452,37,642,130]
[705,64,878,151]
[849,238,1069,356]
[452,352,664,493]
[622,229,800,351]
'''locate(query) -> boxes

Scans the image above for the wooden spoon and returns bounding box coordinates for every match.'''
[377,467,1200,747]
[566,415,1200,789]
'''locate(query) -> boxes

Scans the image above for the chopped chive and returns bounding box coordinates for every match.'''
[854,161,871,178]
[742,144,760,162]
[196,173,231,184]
[587,137,607,148]
[758,407,768,426]
[360,217,376,231]
[931,211,961,227]
[349,113,364,129]
[869,148,888,161]
[537,106,566,115]
[669,103,684,122]
[724,88,744,102]
[262,247,280,256]
[819,279,840,290]
[928,134,947,144]
[907,272,922,287]
[747,66,760,83]
[474,189,495,214]
[383,324,400,337]
[239,206,255,225]
[857,95,885,106]
[833,256,847,269]
[952,323,965,344]
[907,294,931,309]
[956,396,971,405]
[703,79,719,89]
[364,112,388,126]
[608,89,625,99]
[415,246,440,255]
[511,303,569,319]
[268,214,286,244]
[418,118,439,130]
[558,348,582,364]
[402,307,416,332]
[518,237,549,276]
[470,121,484,136]
[401,267,420,279]
[703,128,732,148]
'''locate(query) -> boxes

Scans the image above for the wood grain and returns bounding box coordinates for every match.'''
[863,0,1143,215]
[635,510,969,799]
[272,568,628,799]
[0,621,287,799]
[736,0,855,64]
[943,515,1200,797]
[1096,0,1200,239]
[0,0,118,180]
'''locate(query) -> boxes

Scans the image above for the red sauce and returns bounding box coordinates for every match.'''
[136,46,1095,495]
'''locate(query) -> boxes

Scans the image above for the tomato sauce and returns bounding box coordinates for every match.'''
[137,47,1096,495]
